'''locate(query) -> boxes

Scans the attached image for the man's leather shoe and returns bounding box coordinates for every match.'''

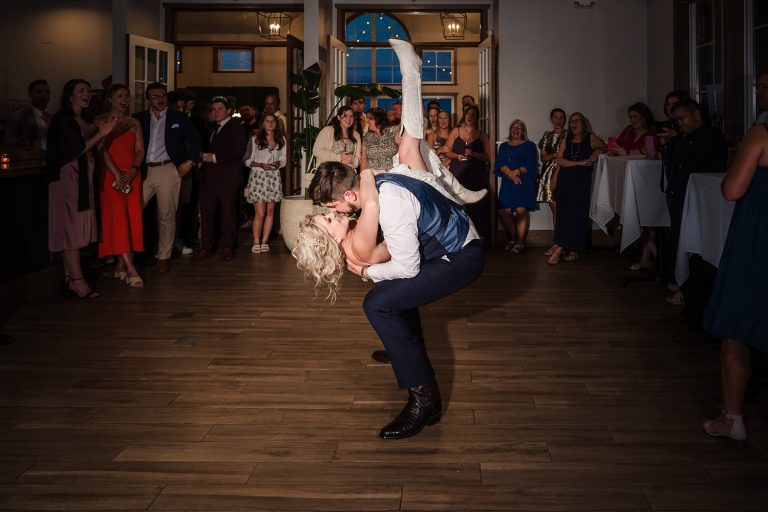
[222,248,234,261]
[371,350,391,364]
[379,380,442,439]
[156,258,171,273]
[192,249,212,262]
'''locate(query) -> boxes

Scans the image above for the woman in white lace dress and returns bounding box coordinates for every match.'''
[243,113,286,254]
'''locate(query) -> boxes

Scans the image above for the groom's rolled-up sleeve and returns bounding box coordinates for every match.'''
[366,183,421,282]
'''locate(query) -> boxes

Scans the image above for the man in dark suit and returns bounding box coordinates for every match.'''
[193,96,248,262]
[133,82,201,273]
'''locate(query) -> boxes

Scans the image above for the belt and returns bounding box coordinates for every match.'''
[147,159,172,167]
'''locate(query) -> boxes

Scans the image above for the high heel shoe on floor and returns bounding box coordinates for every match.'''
[60,276,75,298]
[64,277,100,299]
[125,275,144,288]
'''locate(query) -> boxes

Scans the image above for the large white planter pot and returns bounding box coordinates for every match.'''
[280,196,315,252]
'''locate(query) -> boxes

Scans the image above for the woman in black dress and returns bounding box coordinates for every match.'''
[701,120,768,441]
[547,112,605,264]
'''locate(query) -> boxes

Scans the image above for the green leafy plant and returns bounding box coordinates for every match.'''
[290,63,401,174]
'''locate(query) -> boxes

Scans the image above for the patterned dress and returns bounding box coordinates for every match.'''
[244,136,286,203]
[363,125,398,171]
[537,129,565,203]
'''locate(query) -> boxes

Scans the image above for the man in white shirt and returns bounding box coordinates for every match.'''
[134,82,201,273]
[4,79,51,150]
[308,142,485,439]
[261,93,287,135]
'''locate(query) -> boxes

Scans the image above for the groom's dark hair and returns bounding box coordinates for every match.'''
[308,161,359,205]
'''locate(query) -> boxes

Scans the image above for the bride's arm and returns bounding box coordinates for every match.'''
[349,168,381,262]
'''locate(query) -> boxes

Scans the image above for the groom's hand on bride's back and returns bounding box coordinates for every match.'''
[346,260,363,276]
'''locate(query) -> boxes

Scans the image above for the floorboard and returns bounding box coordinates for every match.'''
[1,241,766,510]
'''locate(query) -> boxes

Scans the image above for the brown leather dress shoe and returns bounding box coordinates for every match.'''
[222,248,234,261]
[192,249,212,262]
[156,259,171,273]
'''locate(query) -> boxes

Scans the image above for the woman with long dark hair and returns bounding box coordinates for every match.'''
[312,105,361,170]
[538,107,566,255]
[47,79,116,298]
[244,113,286,254]
[444,105,492,245]
[96,83,145,287]
[361,107,398,172]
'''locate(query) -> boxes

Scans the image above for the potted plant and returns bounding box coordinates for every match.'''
[280,62,401,251]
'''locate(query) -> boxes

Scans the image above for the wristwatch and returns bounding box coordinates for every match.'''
[360,266,371,282]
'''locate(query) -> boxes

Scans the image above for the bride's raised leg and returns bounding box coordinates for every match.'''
[389,38,487,205]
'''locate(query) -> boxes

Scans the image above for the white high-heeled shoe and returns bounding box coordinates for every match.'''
[389,38,487,205]
[420,140,488,205]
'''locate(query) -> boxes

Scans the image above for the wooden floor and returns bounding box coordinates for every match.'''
[1,240,766,511]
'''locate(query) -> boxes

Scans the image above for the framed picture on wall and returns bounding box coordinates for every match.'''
[214,48,254,73]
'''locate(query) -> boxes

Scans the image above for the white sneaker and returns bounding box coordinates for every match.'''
[181,245,194,255]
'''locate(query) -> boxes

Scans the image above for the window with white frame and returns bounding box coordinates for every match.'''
[421,50,455,84]
[745,0,768,127]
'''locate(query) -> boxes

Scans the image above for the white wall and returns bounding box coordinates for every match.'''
[498,0,654,229]
[647,0,674,119]
[0,1,113,108]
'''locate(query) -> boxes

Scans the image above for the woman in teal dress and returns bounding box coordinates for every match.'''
[701,121,768,441]
[494,120,539,253]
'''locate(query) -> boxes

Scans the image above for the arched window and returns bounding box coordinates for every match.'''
[345,13,409,85]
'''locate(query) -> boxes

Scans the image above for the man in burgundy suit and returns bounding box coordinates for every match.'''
[193,96,248,261]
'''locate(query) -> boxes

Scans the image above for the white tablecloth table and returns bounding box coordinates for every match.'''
[674,173,734,284]
[589,154,670,252]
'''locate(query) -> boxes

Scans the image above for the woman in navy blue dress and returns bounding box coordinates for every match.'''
[701,121,768,441]
[494,120,539,253]
[548,113,605,264]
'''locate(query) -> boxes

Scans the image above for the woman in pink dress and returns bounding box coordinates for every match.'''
[96,84,145,287]
[47,79,116,299]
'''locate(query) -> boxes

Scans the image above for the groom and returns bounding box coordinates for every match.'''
[308,159,485,439]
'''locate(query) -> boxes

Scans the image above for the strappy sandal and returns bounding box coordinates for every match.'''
[125,275,144,288]
[66,277,100,299]
[564,252,579,262]
[511,244,525,254]
[504,241,515,251]
[666,290,685,306]
[544,244,559,256]
[547,250,561,265]
[260,243,270,253]
[251,244,261,254]
[114,270,127,282]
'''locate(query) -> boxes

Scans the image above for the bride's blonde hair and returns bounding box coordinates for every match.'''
[292,215,345,302]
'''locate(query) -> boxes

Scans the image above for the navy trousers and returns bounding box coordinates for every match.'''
[363,241,485,388]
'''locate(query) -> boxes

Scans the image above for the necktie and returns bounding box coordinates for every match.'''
[210,123,221,143]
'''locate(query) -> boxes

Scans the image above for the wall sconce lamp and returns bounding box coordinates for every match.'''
[574,1,596,8]
[440,12,467,40]
[257,11,293,40]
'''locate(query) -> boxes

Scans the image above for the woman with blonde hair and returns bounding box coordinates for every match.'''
[494,119,539,253]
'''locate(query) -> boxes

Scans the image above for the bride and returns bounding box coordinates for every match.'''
[293,38,485,301]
